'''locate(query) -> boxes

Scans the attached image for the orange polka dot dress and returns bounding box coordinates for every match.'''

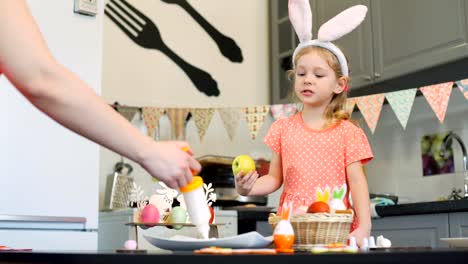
[264,113,373,229]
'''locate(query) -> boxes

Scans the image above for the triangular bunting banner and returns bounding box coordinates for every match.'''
[270,104,298,120]
[116,106,139,122]
[420,82,453,123]
[244,106,270,140]
[166,108,190,140]
[356,94,385,134]
[385,88,417,129]
[345,98,357,116]
[142,107,164,139]
[218,108,242,141]
[455,79,468,100]
[191,108,215,142]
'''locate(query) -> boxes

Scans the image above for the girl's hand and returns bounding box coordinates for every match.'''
[348,226,371,247]
[234,170,259,196]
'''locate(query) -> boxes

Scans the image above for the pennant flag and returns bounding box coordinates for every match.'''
[166,108,190,140]
[190,108,215,142]
[356,94,385,134]
[218,108,242,141]
[385,88,417,129]
[345,98,358,116]
[455,79,468,100]
[116,106,139,122]
[244,105,270,140]
[420,82,453,123]
[142,107,164,139]
[270,104,298,120]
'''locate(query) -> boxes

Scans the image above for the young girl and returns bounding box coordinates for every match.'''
[235,1,372,246]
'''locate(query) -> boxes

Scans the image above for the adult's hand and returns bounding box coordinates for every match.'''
[139,141,201,189]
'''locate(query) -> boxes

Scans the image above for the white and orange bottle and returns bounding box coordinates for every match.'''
[179,147,211,240]
[179,176,210,239]
[273,202,295,253]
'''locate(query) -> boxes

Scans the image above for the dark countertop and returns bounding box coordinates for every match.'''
[1,249,468,264]
[225,199,468,218]
[375,199,468,217]
[223,200,468,234]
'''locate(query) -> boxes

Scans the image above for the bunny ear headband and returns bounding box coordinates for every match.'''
[289,0,368,78]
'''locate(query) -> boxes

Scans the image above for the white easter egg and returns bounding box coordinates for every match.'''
[274,220,294,235]
[329,199,347,210]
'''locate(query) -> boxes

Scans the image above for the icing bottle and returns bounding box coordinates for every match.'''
[180,176,210,239]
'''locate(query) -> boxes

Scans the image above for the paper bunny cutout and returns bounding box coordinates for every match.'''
[289,0,368,77]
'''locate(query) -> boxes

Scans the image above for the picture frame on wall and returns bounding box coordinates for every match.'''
[421,132,455,176]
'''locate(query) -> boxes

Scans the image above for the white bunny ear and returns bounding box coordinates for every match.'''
[317,5,368,42]
[288,0,313,42]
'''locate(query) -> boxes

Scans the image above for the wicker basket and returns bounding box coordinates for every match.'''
[268,211,354,251]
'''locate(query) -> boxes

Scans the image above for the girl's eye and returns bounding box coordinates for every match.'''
[315,75,324,78]
[296,72,305,76]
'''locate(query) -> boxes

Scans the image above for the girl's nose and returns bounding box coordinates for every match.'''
[303,74,313,84]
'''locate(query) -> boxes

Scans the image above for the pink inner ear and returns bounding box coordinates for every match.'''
[288,0,313,42]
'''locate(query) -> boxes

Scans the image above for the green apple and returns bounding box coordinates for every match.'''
[232,155,256,176]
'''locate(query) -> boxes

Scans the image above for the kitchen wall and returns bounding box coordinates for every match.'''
[363,91,467,203]
[100,0,468,209]
[99,0,270,208]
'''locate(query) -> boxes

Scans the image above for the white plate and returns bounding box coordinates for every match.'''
[440,237,468,248]
[144,231,273,251]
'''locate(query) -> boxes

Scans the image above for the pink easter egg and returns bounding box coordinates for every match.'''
[124,240,137,250]
[141,204,160,227]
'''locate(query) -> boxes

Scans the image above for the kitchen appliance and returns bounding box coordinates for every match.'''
[103,161,135,210]
[196,155,267,207]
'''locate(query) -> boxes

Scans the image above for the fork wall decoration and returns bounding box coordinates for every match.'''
[104,0,244,97]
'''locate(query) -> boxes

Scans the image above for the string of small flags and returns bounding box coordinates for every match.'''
[112,79,468,140]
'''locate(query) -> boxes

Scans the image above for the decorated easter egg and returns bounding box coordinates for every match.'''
[168,206,187,230]
[141,204,160,227]
[307,201,330,213]
[273,220,295,251]
[292,205,308,215]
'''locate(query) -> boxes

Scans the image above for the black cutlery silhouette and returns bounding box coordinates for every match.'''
[161,0,243,63]
[105,0,219,97]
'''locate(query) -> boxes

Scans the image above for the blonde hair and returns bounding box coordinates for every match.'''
[287,46,355,128]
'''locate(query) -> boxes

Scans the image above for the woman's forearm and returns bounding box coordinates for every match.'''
[22,63,154,164]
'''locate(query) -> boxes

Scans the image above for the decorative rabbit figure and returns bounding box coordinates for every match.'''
[329,184,348,211]
[149,181,179,221]
[273,202,295,253]
[289,0,368,84]
[315,186,331,203]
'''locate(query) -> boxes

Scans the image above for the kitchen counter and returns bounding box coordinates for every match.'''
[375,199,468,217]
[222,206,275,235]
[226,200,468,236]
[1,248,468,264]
